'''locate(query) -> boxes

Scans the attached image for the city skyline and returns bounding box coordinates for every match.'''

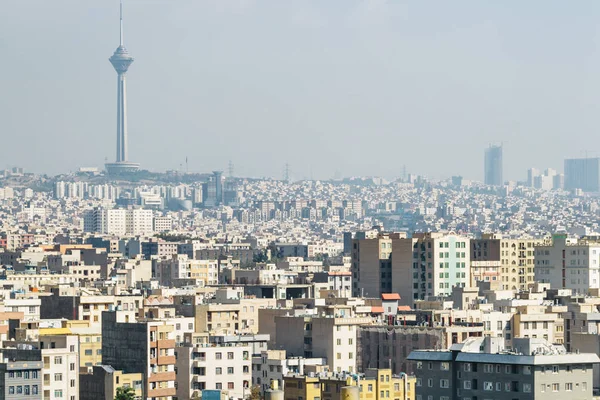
[3,1,600,179]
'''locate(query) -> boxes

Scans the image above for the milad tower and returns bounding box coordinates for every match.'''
[105,0,140,174]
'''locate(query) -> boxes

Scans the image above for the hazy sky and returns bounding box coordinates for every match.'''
[2,1,600,181]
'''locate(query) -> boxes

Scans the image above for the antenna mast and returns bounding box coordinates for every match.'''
[120,0,124,46]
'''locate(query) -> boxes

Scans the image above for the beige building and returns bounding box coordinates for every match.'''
[472,234,539,292]
[275,314,374,374]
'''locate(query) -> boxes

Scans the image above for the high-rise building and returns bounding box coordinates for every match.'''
[105,1,140,175]
[564,157,600,192]
[484,145,503,186]
[102,311,177,399]
[83,207,153,235]
[471,234,538,292]
[202,171,224,207]
[534,234,600,294]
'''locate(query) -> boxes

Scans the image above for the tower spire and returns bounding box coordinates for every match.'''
[120,0,124,46]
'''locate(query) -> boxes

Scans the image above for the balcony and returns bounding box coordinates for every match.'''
[148,387,177,398]
[158,355,177,365]
[148,371,176,383]
[158,339,176,348]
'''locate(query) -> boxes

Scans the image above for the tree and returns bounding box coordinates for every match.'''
[114,386,136,400]
[249,385,262,400]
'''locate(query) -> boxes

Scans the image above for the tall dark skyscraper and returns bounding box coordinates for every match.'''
[105,0,140,175]
[484,145,503,186]
[564,157,600,192]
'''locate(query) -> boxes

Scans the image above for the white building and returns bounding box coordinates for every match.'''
[83,207,153,235]
[176,334,252,400]
[40,334,79,400]
[535,234,600,294]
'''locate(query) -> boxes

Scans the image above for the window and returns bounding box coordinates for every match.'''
[523,383,531,393]
[416,379,422,387]
[54,356,62,365]
[553,365,559,374]
[368,384,373,392]
[54,373,63,381]
[227,352,234,359]
[70,379,75,388]
[85,349,93,356]
[8,387,14,395]
[70,363,75,371]
[523,366,531,375]
[440,362,449,371]
[32,385,38,395]
[228,382,235,389]
[565,383,573,391]
[440,379,449,388]
[484,382,493,391]
[541,384,546,392]
[552,383,559,392]
[24,385,30,395]
[463,363,471,371]
[55,389,63,398]
[463,381,472,389]
[216,367,222,375]
[228,367,234,374]
[427,378,433,388]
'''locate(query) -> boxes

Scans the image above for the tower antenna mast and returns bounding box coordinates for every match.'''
[120,0,124,46]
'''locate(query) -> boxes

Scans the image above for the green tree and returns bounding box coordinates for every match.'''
[114,386,136,400]
[249,385,262,400]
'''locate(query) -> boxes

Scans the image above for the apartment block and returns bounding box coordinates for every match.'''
[176,333,252,399]
[275,314,372,374]
[0,348,43,400]
[408,337,599,400]
[535,234,600,294]
[40,334,79,400]
[102,311,177,399]
[283,368,415,400]
[471,234,538,291]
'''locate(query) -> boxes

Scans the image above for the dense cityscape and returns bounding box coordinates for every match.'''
[5,1,600,400]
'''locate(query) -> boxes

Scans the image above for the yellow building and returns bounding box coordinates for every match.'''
[284,369,415,400]
[357,369,415,400]
[62,320,103,369]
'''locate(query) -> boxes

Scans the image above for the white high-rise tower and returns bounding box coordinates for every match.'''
[105,0,140,174]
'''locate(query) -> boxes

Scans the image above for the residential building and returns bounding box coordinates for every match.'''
[408,337,599,400]
[102,311,177,399]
